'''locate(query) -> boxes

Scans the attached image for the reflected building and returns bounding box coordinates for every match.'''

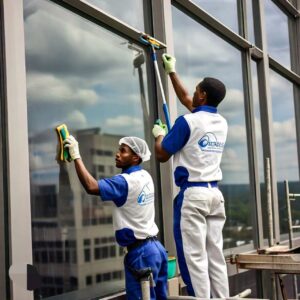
[30,128,126,298]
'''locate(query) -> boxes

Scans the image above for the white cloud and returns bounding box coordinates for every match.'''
[65,110,88,129]
[226,124,247,145]
[27,73,99,105]
[105,115,142,128]
[273,118,296,143]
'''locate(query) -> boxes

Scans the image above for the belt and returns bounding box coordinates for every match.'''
[126,236,157,252]
[181,181,218,189]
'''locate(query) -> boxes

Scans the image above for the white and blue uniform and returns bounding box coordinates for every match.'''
[98,165,168,300]
[162,105,229,298]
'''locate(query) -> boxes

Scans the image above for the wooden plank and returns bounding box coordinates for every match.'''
[233,253,300,273]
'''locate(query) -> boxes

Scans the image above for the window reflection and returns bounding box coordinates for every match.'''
[24,0,152,298]
[85,0,145,31]
[251,61,268,242]
[270,70,299,235]
[172,6,253,250]
[264,0,291,69]
[192,0,238,33]
[246,0,255,44]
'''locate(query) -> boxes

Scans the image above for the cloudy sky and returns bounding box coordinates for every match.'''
[24,0,298,184]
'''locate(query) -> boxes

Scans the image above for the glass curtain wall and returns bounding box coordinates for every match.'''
[24,0,154,298]
[250,61,267,241]
[269,69,300,236]
[264,0,291,69]
[192,0,239,33]
[85,0,146,31]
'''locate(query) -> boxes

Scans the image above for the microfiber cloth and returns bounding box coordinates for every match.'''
[55,124,71,162]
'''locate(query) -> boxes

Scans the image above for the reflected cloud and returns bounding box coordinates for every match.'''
[273,118,296,143]
[105,115,142,128]
[65,110,88,129]
[27,73,100,105]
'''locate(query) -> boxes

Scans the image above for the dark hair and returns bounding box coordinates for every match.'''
[198,77,226,107]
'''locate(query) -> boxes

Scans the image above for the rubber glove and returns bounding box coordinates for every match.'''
[63,135,81,160]
[152,119,168,138]
[162,53,176,74]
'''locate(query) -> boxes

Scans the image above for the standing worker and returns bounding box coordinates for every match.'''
[152,53,229,298]
[64,135,168,299]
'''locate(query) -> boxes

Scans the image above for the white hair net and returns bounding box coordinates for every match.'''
[119,137,151,162]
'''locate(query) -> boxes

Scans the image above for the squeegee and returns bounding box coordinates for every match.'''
[140,33,171,131]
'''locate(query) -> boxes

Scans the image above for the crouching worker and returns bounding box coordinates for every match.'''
[64,135,168,300]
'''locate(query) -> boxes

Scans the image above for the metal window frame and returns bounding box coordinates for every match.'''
[3,0,33,299]
[238,0,265,250]
[252,0,281,245]
[60,0,166,48]
[271,0,300,18]
[0,1,10,299]
[150,0,178,259]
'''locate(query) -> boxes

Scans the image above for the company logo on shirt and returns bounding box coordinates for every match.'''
[198,132,225,153]
[137,182,154,206]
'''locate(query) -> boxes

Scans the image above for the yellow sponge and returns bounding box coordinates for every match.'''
[55,124,71,162]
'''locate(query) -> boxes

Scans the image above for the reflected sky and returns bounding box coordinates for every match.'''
[24,0,149,139]
[85,0,145,31]
[264,0,291,68]
[192,0,238,33]
[250,61,264,183]
[270,69,298,181]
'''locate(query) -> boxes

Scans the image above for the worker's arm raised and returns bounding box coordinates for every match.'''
[162,54,194,112]
[64,136,99,195]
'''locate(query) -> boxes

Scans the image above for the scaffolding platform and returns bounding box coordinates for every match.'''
[230,245,300,274]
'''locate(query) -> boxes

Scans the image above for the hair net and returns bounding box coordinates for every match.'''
[119,137,151,162]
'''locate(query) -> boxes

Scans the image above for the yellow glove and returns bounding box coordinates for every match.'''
[162,53,176,74]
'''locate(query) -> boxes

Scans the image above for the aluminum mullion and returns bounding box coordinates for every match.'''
[61,0,166,48]
[252,0,280,246]
[240,0,264,251]
[172,0,252,50]
[151,0,178,259]
[0,1,8,298]
[272,0,300,18]
[3,0,33,299]
[269,56,300,86]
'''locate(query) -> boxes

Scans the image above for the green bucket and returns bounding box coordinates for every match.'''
[167,256,176,279]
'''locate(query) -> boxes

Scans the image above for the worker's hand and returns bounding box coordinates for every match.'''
[152,119,167,138]
[162,53,176,74]
[63,135,81,160]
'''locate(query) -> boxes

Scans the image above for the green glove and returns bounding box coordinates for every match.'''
[152,119,168,138]
[162,53,176,74]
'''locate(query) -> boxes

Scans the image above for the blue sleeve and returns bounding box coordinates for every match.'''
[98,175,128,207]
[162,115,190,155]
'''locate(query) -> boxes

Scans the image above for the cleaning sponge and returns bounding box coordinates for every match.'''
[55,124,72,162]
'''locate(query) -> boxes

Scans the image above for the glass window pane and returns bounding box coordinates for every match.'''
[270,69,299,235]
[192,0,239,33]
[24,0,153,298]
[85,0,145,31]
[246,0,255,44]
[264,0,291,69]
[172,6,254,250]
[251,61,269,243]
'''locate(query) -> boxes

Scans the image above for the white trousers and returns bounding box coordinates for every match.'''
[174,186,229,298]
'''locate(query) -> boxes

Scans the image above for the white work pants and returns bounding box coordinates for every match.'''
[173,186,229,298]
